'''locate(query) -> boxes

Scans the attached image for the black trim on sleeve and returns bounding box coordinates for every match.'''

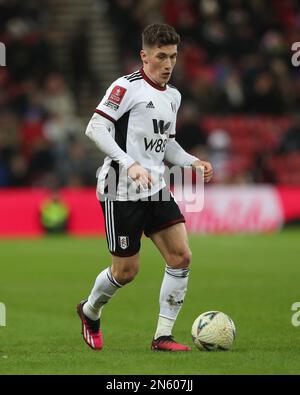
[104,111,131,198]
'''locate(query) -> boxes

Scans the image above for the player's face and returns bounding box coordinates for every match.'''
[141,45,178,87]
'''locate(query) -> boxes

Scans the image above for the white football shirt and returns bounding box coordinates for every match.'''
[95,68,181,201]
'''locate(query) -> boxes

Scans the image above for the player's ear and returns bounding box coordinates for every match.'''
[140,49,148,64]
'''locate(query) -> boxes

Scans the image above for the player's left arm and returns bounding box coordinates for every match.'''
[164,138,213,183]
[164,90,213,183]
[191,158,213,184]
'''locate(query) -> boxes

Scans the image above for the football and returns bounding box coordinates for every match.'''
[191,311,236,351]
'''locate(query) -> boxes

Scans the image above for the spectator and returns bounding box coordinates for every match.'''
[206,129,231,183]
[278,115,300,153]
[42,73,75,119]
[175,104,207,159]
[245,71,285,114]
[40,189,70,234]
[69,19,101,104]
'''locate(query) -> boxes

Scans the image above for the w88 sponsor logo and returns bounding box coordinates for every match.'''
[144,137,167,153]
[144,119,170,153]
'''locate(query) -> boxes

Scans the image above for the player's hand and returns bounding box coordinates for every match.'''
[192,160,213,183]
[128,163,153,191]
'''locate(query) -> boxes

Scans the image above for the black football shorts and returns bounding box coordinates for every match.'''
[99,188,185,257]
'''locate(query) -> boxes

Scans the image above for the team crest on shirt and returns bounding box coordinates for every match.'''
[108,85,127,105]
[118,236,129,249]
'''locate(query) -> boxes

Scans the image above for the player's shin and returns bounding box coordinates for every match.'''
[83,266,122,320]
[154,265,190,339]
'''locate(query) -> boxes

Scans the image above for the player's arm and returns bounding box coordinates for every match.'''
[191,158,213,183]
[86,74,153,187]
[164,90,213,183]
[85,113,135,169]
[85,114,152,188]
[163,91,197,169]
[164,138,213,183]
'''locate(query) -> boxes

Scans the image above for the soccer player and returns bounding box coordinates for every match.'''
[77,23,213,351]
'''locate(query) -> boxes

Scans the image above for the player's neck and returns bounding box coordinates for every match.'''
[141,67,166,89]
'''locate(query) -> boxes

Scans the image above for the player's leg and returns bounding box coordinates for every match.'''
[83,253,140,320]
[149,223,192,350]
[78,253,140,351]
[144,188,191,351]
[83,198,143,318]
[77,198,144,350]
[150,222,191,269]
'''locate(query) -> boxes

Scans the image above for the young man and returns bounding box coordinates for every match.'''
[77,23,213,351]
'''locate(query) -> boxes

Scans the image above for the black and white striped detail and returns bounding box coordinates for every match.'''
[107,266,122,289]
[124,71,143,83]
[104,198,116,252]
[165,266,190,278]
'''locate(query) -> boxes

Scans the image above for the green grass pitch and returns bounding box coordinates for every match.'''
[0,231,300,375]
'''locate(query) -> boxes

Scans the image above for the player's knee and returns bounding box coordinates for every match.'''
[167,248,192,269]
[112,254,139,285]
[112,265,139,285]
[120,268,138,284]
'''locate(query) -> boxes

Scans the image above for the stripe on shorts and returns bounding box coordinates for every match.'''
[105,198,116,252]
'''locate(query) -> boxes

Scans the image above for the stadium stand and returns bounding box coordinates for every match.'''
[0,0,300,188]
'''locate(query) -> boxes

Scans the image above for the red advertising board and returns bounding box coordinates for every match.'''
[0,187,299,236]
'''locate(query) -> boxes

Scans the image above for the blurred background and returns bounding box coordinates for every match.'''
[0,0,300,235]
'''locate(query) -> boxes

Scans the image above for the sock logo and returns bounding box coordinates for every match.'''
[167,295,184,307]
[118,236,129,249]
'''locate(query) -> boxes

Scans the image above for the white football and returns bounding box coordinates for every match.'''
[191,311,236,351]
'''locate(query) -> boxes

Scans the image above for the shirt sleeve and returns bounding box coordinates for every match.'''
[85,113,135,169]
[164,139,198,167]
[165,89,198,166]
[95,77,134,123]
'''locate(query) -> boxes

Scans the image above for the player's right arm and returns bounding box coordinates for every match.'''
[85,77,152,187]
[85,115,152,187]
[85,113,135,169]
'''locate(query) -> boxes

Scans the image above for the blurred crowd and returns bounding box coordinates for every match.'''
[109,0,300,114]
[1,0,300,188]
[0,0,94,189]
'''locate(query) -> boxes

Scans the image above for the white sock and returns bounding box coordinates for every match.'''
[83,266,122,321]
[154,316,175,339]
[154,266,190,339]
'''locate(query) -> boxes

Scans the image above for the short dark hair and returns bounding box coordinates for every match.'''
[142,24,180,48]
